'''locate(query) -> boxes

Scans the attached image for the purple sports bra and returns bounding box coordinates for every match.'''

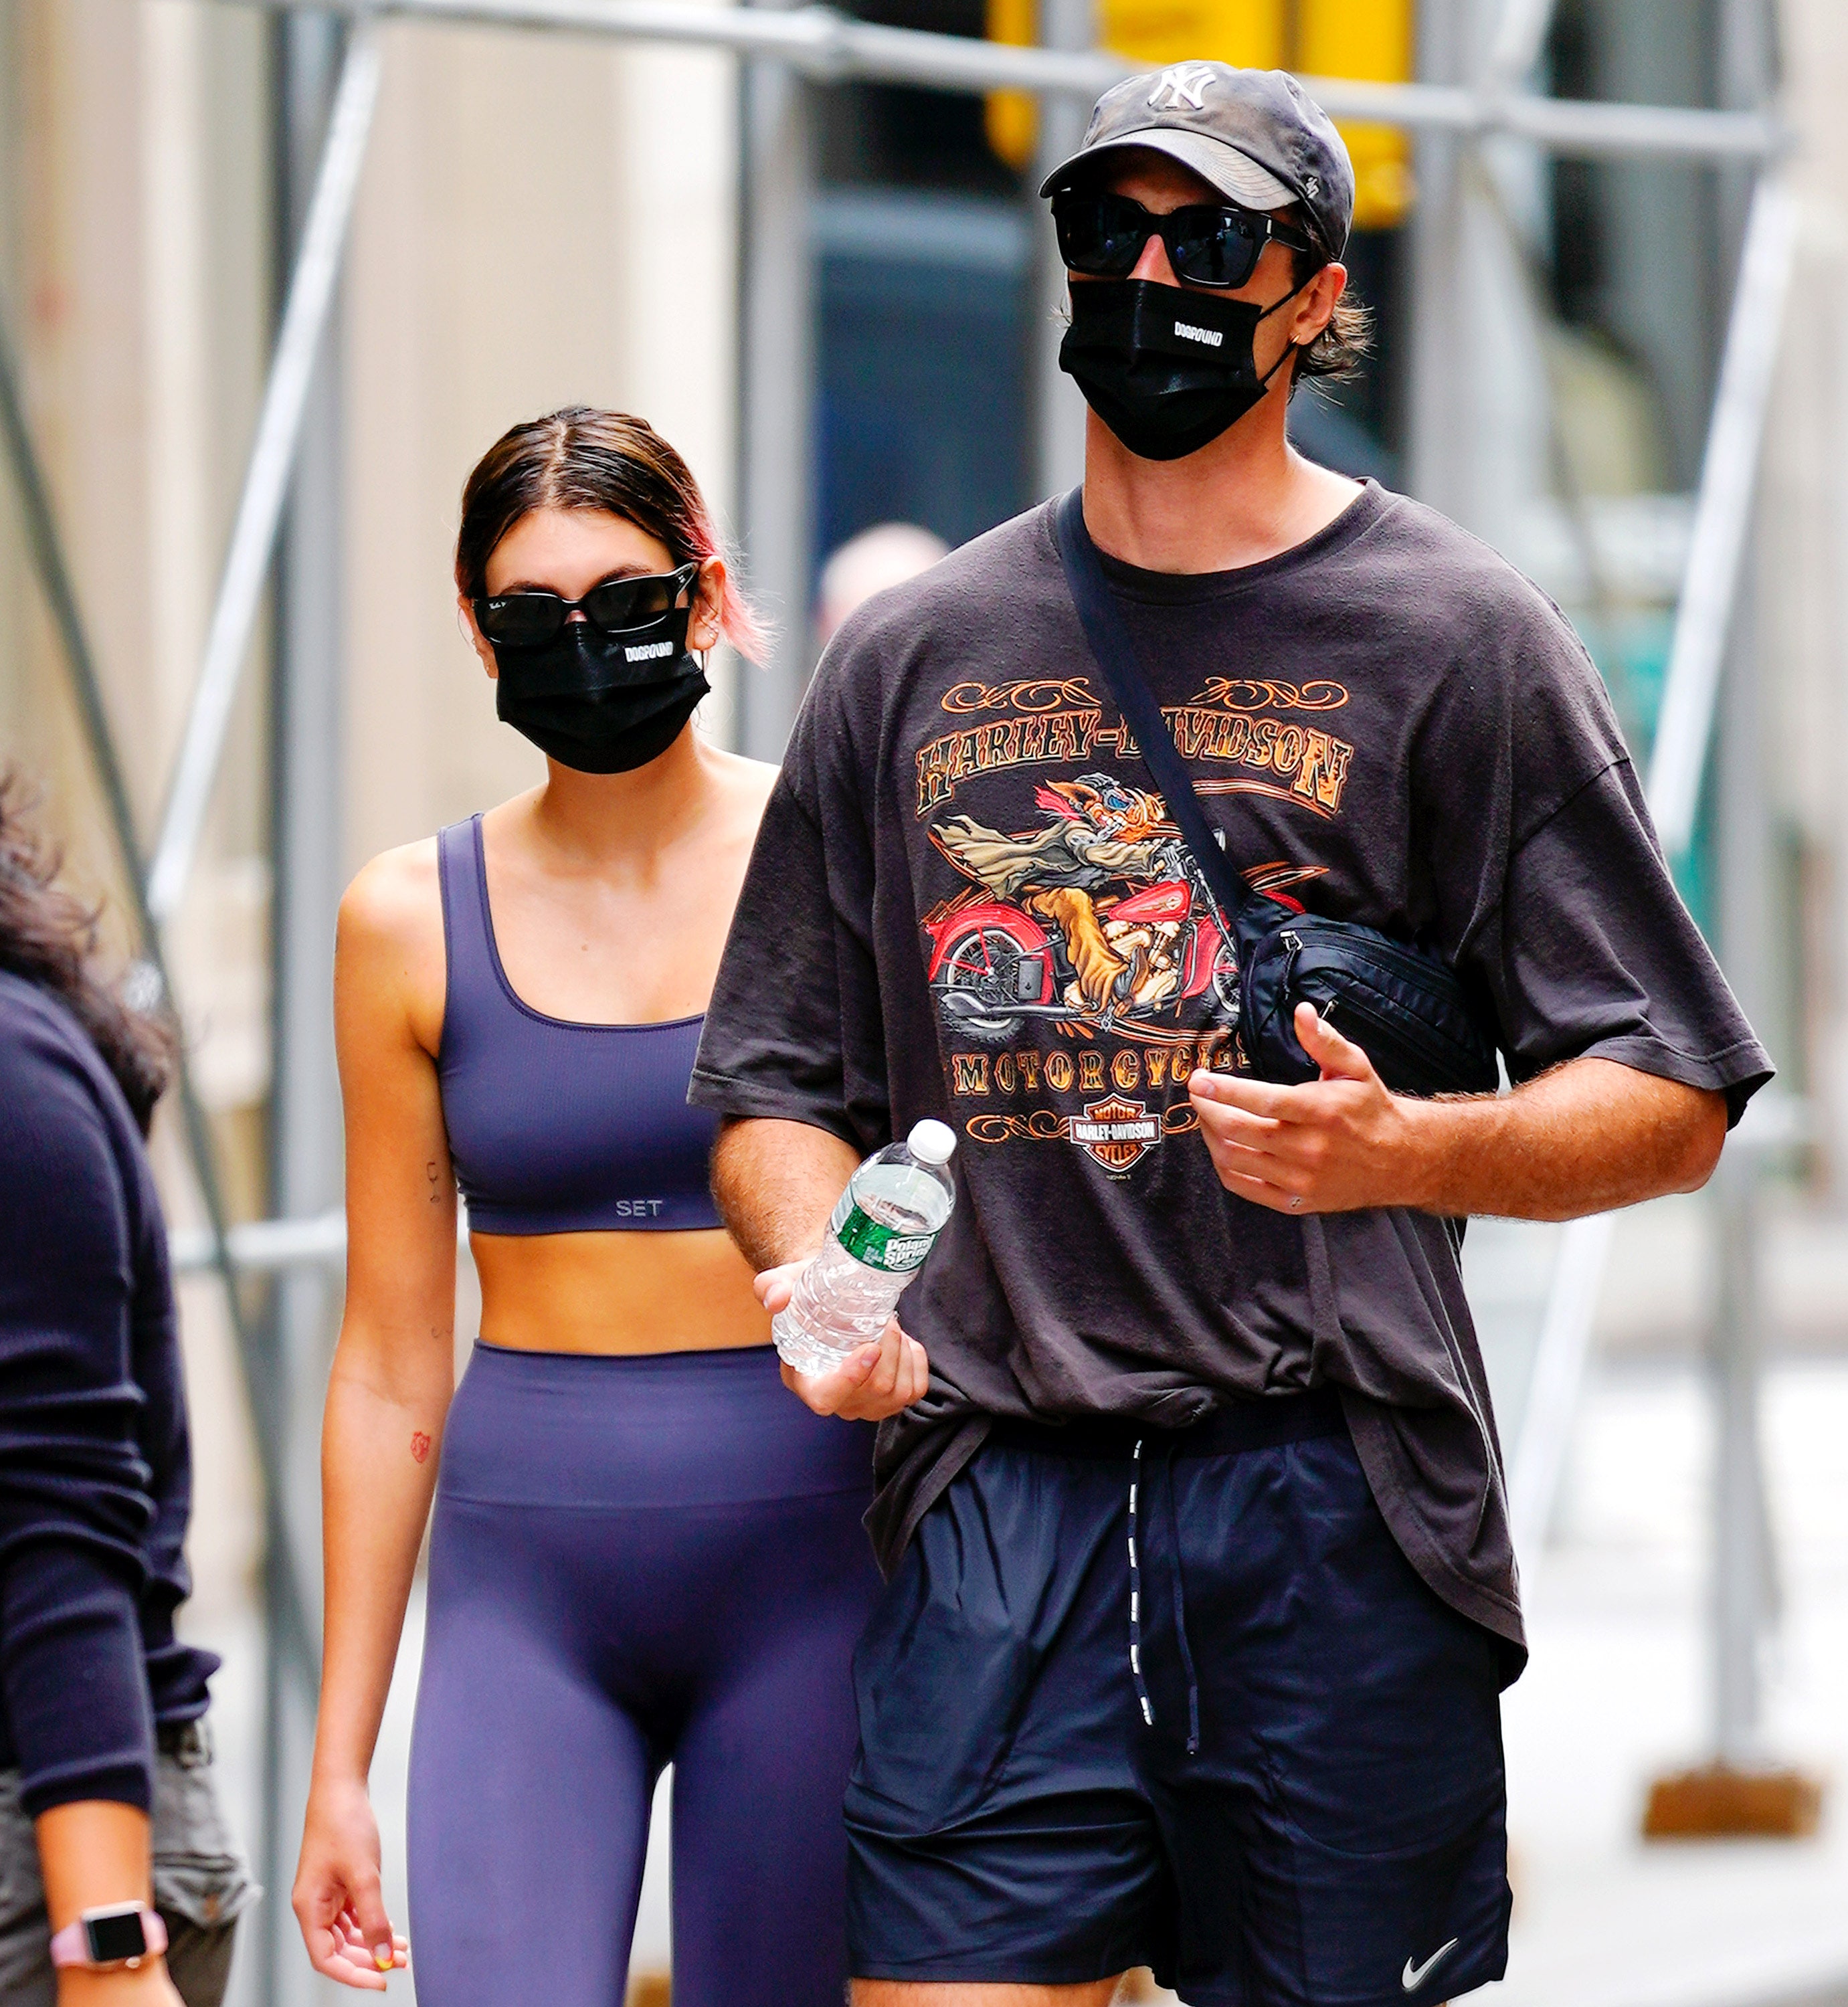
[436,816,723,1234]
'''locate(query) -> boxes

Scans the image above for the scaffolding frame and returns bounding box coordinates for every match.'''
[0,3,1794,1998]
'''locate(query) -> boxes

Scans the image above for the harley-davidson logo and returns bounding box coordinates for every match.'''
[1069,1094,1162,1175]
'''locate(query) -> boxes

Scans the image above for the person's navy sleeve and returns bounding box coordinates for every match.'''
[122,1157,207,1750]
[0,995,197,1816]
[1479,759,1772,1122]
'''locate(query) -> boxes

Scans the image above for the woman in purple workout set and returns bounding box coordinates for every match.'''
[291,408,881,2003]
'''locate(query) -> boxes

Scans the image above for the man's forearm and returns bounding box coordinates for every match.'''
[719,1117,934,1422]
[711,1117,862,1270]
[1404,1057,1727,1220]
[36,1797,153,1927]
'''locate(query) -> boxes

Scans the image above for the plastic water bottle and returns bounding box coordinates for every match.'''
[773,1120,958,1377]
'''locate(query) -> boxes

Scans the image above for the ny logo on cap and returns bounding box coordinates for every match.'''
[1147,63,1216,114]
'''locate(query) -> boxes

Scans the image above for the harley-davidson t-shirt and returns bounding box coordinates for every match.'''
[690,483,1770,1661]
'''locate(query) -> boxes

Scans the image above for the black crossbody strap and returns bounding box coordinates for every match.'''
[1051,488,1254,926]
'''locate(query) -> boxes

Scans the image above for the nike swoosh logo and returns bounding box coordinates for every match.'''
[1402,1939,1459,1992]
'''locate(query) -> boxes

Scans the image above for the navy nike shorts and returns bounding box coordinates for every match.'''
[844,1390,1512,2006]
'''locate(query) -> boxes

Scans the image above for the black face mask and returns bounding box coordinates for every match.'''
[1058,276,1307,462]
[492,606,709,775]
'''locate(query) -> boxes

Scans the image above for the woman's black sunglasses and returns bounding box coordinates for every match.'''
[474,561,699,650]
[1051,189,1317,291]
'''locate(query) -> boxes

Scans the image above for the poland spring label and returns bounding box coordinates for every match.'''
[835,1204,935,1273]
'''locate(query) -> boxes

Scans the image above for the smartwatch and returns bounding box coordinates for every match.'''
[49,1901,168,1971]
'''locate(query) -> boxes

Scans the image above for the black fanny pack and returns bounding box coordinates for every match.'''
[1050,490,1499,1099]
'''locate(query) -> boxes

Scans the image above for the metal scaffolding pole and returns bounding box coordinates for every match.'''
[1406,0,1472,522]
[252,15,355,2003]
[1710,552,1775,1766]
[1030,0,1093,502]
[173,1210,350,1272]
[145,19,380,928]
[1702,0,1785,1783]
[1483,0,1560,91]
[736,0,816,759]
[169,1210,478,1278]
[1700,5,1783,1743]
[1506,173,1800,1560]
[1648,179,1799,852]
[1640,529,1818,1832]
[217,0,1784,167]
[1709,1150,1770,1762]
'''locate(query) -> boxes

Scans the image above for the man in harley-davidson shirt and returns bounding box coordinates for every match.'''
[694,479,1768,2002]
[691,62,1769,2007]
[697,474,1767,1606]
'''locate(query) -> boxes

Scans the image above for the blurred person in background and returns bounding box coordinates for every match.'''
[816,522,949,649]
[699,61,1770,2007]
[0,776,253,2007]
[291,409,882,2005]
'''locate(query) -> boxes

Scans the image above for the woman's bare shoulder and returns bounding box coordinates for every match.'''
[336,838,452,1052]
[341,838,442,945]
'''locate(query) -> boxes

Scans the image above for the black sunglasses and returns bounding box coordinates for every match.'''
[1051,189,1317,292]
[474,562,699,650]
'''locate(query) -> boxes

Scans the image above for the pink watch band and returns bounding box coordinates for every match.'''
[50,1905,167,1970]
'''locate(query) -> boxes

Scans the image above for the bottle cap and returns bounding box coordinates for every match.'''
[907,1119,957,1166]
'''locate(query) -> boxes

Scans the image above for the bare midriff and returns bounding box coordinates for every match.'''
[470,1226,770,1355]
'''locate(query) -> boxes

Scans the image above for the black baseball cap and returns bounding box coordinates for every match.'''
[1039,61,1355,262]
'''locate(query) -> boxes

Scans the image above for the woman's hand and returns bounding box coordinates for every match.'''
[293,1776,409,1990]
[754,1263,930,1422]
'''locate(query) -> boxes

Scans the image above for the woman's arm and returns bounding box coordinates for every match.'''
[36,1801,182,2007]
[292,846,452,1989]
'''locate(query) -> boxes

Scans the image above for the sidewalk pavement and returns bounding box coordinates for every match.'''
[1496,1358,1848,2007]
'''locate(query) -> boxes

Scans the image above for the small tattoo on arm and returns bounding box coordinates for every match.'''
[410,1432,431,1464]
[426,1161,442,1204]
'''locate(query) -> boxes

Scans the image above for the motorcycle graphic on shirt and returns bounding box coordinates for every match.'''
[913,675,1350,1177]
[923,771,1319,1048]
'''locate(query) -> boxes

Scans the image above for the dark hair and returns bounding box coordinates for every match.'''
[0,772,175,1134]
[1288,230,1374,386]
[454,407,767,662]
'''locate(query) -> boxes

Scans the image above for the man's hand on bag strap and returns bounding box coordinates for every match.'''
[1190,1001,1726,1220]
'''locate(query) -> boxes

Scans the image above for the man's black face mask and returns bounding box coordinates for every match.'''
[492,605,708,775]
[1058,275,1307,462]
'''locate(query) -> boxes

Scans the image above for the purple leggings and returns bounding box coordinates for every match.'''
[407,1341,881,2006]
